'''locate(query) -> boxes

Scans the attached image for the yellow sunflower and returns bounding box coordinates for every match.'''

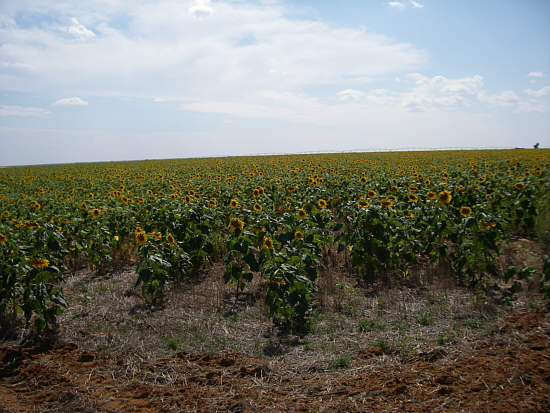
[297,208,307,219]
[135,231,147,246]
[253,203,263,212]
[438,190,452,204]
[263,237,274,250]
[229,217,245,231]
[209,198,217,207]
[459,206,472,218]
[513,182,526,191]
[427,191,437,200]
[29,257,50,269]
[357,200,370,208]
[166,232,176,245]
[367,190,377,199]
[230,199,239,208]
[380,199,393,208]
[91,208,101,218]
[152,231,162,240]
[294,231,304,240]
[407,193,418,203]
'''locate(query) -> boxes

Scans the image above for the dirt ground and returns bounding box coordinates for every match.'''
[1,238,549,412]
[0,306,548,412]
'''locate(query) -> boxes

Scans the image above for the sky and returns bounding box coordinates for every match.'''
[1,0,549,166]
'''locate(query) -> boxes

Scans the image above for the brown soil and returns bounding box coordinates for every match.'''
[1,306,549,412]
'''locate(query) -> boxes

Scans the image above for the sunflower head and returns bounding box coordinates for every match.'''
[0,233,6,243]
[297,208,307,219]
[360,176,367,184]
[427,191,437,200]
[135,231,147,246]
[209,198,217,207]
[166,232,176,245]
[29,257,49,269]
[230,199,239,208]
[357,200,370,208]
[91,208,101,218]
[367,190,377,199]
[253,188,260,197]
[438,190,452,204]
[263,237,274,250]
[380,199,393,208]
[229,217,245,232]
[318,199,327,208]
[253,203,262,212]
[459,206,472,218]
[152,231,162,240]
[294,231,304,240]
[407,193,418,203]
[513,182,526,191]
[257,186,264,195]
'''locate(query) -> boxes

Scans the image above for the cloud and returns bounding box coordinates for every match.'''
[0,105,50,117]
[67,18,95,40]
[0,1,425,98]
[528,72,543,78]
[53,96,88,106]
[189,0,214,18]
[524,86,550,97]
[337,89,365,101]
[409,0,424,8]
[387,2,406,9]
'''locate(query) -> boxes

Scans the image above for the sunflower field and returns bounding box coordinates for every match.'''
[1,149,549,336]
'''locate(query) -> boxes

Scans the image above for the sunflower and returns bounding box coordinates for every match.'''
[253,188,260,197]
[91,208,101,218]
[357,200,370,208]
[253,203,263,212]
[318,199,327,208]
[31,201,41,210]
[29,257,49,269]
[152,231,162,240]
[513,182,526,191]
[390,185,398,192]
[80,201,88,210]
[427,191,437,200]
[88,193,94,199]
[166,232,176,245]
[287,187,296,193]
[257,186,265,195]
[263,237,274,250]
[0,233,6,243]
[405,213,415,219]
[184,195,191,203]
[478,221,496,229]
[387,195,397,201]
[2,210,10,219]
[229,217,245,231]
[459,206,472,218]
[294,231,304,240]
[230,199,239,208]
[367,190,377,199]
[360,176,367,184]
[135,231,147,246]
[297,208,307,219]
[407,193,418,203]
[209,198,217,207]
[438,190,452,204]
[380,199,393,208]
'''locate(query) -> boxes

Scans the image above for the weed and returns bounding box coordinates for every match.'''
[330,355,351,369]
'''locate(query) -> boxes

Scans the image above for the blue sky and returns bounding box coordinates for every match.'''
[1,0,549,166]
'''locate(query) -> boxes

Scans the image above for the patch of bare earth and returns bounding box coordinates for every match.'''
[1,239,549,412]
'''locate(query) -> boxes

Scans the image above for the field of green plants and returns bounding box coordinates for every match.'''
[1,149,549,339]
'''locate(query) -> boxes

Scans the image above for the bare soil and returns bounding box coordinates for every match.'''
[1,238,549,412]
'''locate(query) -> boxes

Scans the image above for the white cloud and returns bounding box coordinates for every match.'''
[67,18,95,40]
[0,105,50,117]
[189,0,214,18]
[0,1,425,98]
[387,2,406,9]
[409,0,424,8]
[528,72,543,78]
[53,96,88,106]
[478,90,519,108]
[524,86,550,98]
[337,89,365,101]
